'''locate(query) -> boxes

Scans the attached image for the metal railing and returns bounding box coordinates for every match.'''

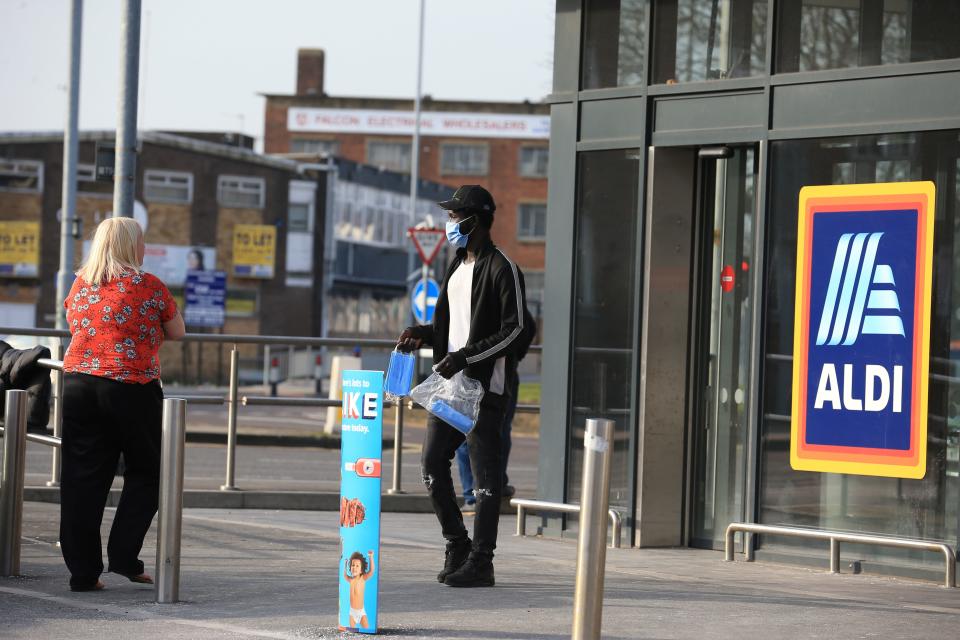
[510,499,622,550]
[0,387,187,603]
[724,522,957,589]
[3,326,542,495]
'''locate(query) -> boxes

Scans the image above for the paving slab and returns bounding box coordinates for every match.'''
[2,502,958,640]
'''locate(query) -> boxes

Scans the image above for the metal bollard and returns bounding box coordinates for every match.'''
[221,346,239,491]
[47,342,65,487]
[0,390,28,576]
[387,400,405,494]
[156,397,186,603]
[571,418,614,640]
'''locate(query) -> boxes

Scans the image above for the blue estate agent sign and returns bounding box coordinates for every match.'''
[412,277,439,325]
[339,370,383,634]
[184,270,226,328]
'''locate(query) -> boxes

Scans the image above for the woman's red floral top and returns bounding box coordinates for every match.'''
[63,271,177,384]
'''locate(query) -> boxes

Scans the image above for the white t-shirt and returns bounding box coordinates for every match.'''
[447,259,474,353]
[446,257,505,394]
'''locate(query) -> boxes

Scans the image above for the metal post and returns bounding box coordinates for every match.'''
[47,342,65,487]
[156,397,186,603]
[830,538,840,574]
[408,0,425,225]
[263,344,271,395]
[221,347,239,491]
[112,0,141,219]
[387,400,405,494]
[516,503,527,537]
[571,418,614,640]
[0,390,28,576]
[56,0,82,330]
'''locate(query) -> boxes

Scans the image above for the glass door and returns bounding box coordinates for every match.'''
[690,145,757,549]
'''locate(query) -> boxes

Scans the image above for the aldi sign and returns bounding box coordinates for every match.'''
[791,182,935,479]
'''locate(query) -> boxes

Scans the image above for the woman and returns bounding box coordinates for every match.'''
[60,217,185,592]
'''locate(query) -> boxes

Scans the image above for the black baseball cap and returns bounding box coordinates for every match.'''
[437,185,496,213]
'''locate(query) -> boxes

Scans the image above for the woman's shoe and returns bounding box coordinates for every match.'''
[124,572,153,584]
[70,580,105,592]
[111,570,153,584]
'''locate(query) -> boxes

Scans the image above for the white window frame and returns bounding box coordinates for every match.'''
[217,175,265,209]
[0,159,43,193]
[75,163,111,197]
[517,202,547,241]
[440,142,489,176]
[366,140,412,173]
[144,169,194,204]
[290,138,340,155]
[518,145,549,178]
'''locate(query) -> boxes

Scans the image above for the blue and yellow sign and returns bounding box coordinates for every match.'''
[338,370,383,634]
[791,182,935,479]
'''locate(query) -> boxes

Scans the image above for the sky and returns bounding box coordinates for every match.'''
[0,0,555,150]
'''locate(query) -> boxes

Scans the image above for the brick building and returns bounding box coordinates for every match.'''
[0,130,322,380]
[263,49,551,315]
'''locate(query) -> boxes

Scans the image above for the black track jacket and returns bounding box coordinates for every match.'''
[409,239,527,409]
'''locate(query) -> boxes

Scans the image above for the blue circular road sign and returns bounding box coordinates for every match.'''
[412,278,440,324]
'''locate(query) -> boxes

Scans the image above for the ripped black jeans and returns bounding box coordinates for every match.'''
[421,404,505,559]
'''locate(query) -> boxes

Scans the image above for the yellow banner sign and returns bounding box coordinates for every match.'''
[0,221,40,278]
[232,224,275,279]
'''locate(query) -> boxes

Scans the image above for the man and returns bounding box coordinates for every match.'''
[397,185,526,588]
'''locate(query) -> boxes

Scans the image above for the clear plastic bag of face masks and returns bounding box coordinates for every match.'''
[409,371,484,435]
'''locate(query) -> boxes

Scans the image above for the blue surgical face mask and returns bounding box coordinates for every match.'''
[445,215,475,249]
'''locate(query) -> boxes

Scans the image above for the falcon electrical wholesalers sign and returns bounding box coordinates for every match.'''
[790,182,935,479]
[288,107,550,140]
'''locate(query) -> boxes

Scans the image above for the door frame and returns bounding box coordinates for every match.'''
[682,142,765,551]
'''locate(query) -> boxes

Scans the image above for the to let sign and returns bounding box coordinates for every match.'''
[232,224,276,279]
[0,221,39,278]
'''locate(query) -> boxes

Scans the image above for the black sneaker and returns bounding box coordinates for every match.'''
[436,540,472,583]
[443,554,495,587]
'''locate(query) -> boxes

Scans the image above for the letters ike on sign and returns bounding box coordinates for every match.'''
[790,182,935,479]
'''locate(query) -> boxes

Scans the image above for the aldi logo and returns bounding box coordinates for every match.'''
[791,182,935,479]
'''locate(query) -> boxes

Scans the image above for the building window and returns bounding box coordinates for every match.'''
[517,203,547,241]
[366,141,411,173]
[568,148,641,510]
[288,203,310,232]
[75,163,112,196]
[440,143,489,176]
[581,0,649,90]
[652,0,767,84]
[217,175,265,208]
[760,130,960,561]
[777,1,960,73]
[144,170,193,204]
[0,159,43,193]
[519,146,549,178]
[290,138,339,155]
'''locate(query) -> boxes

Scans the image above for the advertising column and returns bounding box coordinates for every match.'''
[338,370,383,634]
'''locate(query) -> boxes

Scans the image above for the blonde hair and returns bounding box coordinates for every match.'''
[76,217,143,285]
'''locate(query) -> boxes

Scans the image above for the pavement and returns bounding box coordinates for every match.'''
[2,502,959,639]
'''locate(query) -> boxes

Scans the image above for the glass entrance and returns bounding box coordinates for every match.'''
[690,145,757,549]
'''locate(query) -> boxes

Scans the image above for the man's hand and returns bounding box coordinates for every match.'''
[434,352,467,379]
[396,327,423,353]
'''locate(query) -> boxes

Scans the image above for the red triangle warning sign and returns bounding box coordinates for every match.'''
[408,227,445,265]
